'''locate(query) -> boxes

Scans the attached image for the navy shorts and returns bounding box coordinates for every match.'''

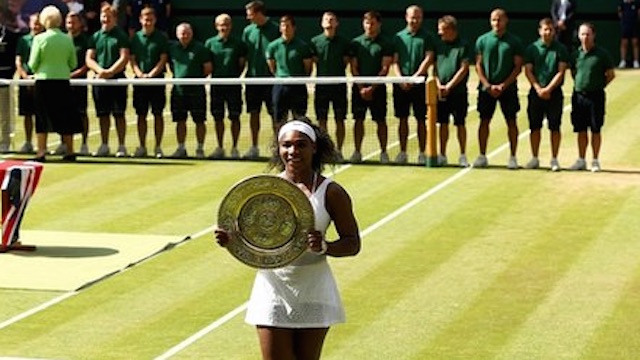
[272,84,307,122]
[571,90,605,133]
[170,88,206,123]
[133,84,166,116]
[477,87,520,121]
[527,88,563,131]
[245,84,273,114]
[18,85,35,116]
[352,84,387,122]
[314,84,347,121]
[436,91,468,126]
[93,84,128,117]
[621,20,639,39]
[393,84,426,120]
[210,84,242,121]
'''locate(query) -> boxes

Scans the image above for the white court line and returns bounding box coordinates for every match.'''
[0,292,76,331]
[153,159,476,360]
[153,303,248,360]
[1,102,568,351]
[153,103,573,359]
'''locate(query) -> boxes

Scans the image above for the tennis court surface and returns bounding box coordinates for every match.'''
[0,230,182,291]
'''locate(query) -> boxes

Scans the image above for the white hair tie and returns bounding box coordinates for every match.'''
[277,121,317,143]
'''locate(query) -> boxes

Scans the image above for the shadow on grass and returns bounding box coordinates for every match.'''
[469,165,640,174]
[12,245,119,258]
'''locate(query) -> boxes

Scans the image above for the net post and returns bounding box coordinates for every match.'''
[425,76,439,167]
[0,82,13,153]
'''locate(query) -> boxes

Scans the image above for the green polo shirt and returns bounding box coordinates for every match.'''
[393,27,436,75]
[350,33,394,76]
[71,32,90,74]
[168,39,211,94]
[16,33,35,74]
[524,39,569,87]
[130,29,169,75]
[28,28,77,79]
[242,20,279,77]
[475,30,524,89]
[204,34,247,78]
[435,36,472,95]
[310,33,351,76]
[89,26,130,74]
[266,36,312,77]
[571,45,614,92]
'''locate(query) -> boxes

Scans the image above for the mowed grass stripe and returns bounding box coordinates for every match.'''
[26,162,263,234]
[165,74,636,358]
[155,166,483,359]
[0,236,254,359]
[583,238,640,360]
[417,183,635,359]
[323,173,553,359]
[330,167,463,230]
[2,72,638,359]
[495,186,640,360]
[0,290,65,324]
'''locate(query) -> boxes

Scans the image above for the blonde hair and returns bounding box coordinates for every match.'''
[101,4,117,17]
[39,5,62,29]
[215,13,231,25]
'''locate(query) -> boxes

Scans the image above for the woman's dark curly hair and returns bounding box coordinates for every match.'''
[268,117,338,173]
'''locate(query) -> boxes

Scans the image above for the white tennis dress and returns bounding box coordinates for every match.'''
[245,177,345,328]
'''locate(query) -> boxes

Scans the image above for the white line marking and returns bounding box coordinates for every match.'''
[154,103,573,359]
[0,292,76,331]
[153,303,248,360]
[154,163,475,359]
[1,101,569,351]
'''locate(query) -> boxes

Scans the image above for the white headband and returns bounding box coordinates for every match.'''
[277,121,317,143]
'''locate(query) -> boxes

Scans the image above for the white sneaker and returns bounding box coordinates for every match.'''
[634,60,640,69]
[569,158,587,171]
[19,142,34,153]
[94,144,110,157]
[350,150,362,163]
[243,146,259,159]
[52,143,67,155]
[208,147,225,159]
[195,148,205,159]
[155,146,163,158]
[171,147,187,158]
[507,156,518,170]
[591,159,601,173]
[380,151,389,164]
[459,154,469,167]
[79,144,90,156]
[395,151,408,164]
[525,157,539,169]
[619,60,627,69]
[437,154,448,166]
[133,146,147,158]
[550,158,560,172]
[115,145,128,158]
[417,153,427,165]
[473,155,488,168]
[230,147,240,159]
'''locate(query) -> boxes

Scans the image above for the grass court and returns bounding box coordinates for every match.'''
[0,69,639,359]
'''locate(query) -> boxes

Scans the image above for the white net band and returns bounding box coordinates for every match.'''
[0,76,426,86]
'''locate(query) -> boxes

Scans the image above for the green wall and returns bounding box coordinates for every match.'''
[172,1,623,61]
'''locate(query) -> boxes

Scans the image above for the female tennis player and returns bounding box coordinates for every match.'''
[215,118,360,360]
